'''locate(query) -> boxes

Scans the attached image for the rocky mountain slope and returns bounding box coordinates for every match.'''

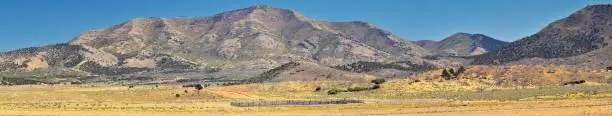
[472,5,612,67]
[0,5,435,84]
[415,33,508,56]
[69,5,428,67]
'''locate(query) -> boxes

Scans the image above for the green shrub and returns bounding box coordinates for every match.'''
[328,88,346,95]
[315,87,322,92]
[195,84,204,90]
[347,87,370,92]
[449,68,456,76]
[371,78,386,84]
[442,69,452,80]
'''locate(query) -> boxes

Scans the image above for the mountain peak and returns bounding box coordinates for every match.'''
[248,4,275,10]
[548,4,612,30]
[236,4,284,12]
[471,33,488,37]
[445,32,498,41]
[214,5,308,22]
[446,32,475,41]
[450,32,472,36]
[584,4,612,11]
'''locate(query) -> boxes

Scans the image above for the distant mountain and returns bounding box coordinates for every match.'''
[415,33,508,56]
[0,5,434,84]
[473,5,612,67]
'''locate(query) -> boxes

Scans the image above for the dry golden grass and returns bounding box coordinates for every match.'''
[1,81,610,115]
[0,64,610,115]
[0,95,610,116]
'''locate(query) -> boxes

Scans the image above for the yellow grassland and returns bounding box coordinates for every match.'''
[0,64,610,115]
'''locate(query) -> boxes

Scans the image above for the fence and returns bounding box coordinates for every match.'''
[230,99,364,107]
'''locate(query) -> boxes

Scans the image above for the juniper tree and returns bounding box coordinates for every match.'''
[195,84,204,94]
[195,84,204,90]
[315,87,322,92]
[442,69,452,80]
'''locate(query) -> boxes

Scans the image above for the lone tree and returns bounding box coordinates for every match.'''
[442,69,452,80]
[194,84,204,94]
[195,84,204,90]
[448,68,456,76]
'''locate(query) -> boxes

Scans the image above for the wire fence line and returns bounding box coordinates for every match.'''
[230,99,364,107]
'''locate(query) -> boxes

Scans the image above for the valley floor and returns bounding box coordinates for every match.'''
[2,101,611,116]
[0,80,612,116]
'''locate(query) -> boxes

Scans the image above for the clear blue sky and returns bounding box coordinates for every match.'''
[1,0,611,52]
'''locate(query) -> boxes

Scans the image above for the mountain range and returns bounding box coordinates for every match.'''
[0,5,437,84]
[0,4,611,85]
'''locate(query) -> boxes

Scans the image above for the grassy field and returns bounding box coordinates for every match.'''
[0,79,611,115]
[0,65,609,115]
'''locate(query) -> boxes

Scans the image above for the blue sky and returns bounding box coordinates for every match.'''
[1,0,611,52]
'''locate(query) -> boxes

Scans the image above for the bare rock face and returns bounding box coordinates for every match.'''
[0,5,432,81]
[472,5,612,67]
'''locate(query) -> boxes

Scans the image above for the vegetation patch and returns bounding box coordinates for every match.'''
[563,80,586,85]
[327,88,347,95]
[230,99,364,107]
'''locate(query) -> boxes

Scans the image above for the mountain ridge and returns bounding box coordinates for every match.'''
[3,4,611,85]
[0,5,435,84]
